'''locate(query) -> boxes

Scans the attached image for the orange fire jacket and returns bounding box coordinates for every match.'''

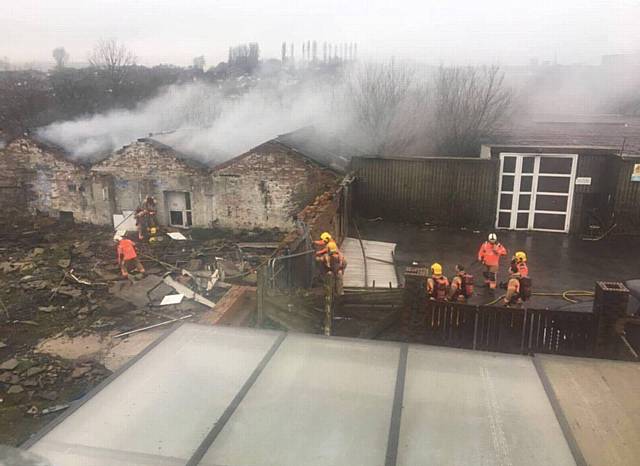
[477,241,507,267]
[117,239,138,262]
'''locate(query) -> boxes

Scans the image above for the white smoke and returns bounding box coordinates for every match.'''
[37,76,350,163]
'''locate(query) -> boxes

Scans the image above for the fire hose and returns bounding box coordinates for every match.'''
[484,289,594,306]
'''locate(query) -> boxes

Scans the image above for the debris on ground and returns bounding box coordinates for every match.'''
[0,215,282,445]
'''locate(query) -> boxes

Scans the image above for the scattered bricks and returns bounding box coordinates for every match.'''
[0,372,20,384]
[38,391,58,401]
[24,366,45,378]
[7,384,24,394]
[71,366,91,379]
[0,358,19,371]
[57,259,71,268]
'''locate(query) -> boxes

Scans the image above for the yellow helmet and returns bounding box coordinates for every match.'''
[514,251,527,262]
[320,232,332,242]
[431,262,443,276]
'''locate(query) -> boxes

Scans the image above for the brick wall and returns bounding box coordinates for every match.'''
[212,142,338,230]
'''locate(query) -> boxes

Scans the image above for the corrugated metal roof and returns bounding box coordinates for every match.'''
[491,115,640,155]
[341,237,398,288]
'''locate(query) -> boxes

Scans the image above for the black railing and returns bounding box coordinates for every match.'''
[402,300,597,356]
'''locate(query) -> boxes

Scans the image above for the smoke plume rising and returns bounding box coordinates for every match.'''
[37,76,350,163]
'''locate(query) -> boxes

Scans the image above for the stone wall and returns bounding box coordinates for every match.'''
[212,141,338,230]
[0,137,340,232]
[91,139,213,227]
[0,139,99,223]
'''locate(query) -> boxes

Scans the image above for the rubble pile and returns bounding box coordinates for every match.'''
[0,215,282,445]
[0,349,108,445]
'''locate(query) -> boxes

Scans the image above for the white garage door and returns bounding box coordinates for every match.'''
[496,153,578,233]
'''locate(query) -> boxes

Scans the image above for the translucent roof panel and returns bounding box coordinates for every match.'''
[27,324,581,466]
[198,334,400,466]
[397,346,576,466]
[28,324,280,466]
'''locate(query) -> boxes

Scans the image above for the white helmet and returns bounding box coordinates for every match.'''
[488,233,497,242]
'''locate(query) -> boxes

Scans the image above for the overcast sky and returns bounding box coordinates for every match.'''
[2,0,640,66]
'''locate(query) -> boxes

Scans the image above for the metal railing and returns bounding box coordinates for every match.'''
[402,300,597,356]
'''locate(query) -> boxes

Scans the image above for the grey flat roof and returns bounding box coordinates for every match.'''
[26,324,578,466]
[535,355,640,466]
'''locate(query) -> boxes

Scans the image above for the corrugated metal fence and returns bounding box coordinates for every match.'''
[614,158,640,234]
[351,156,499,227]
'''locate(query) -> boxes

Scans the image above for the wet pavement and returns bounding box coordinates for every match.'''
[356,220,640,310]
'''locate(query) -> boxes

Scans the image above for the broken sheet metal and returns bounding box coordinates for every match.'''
[341,237,398,288]
[159,293,184,306]
[163,276,216,308]
[166,232,187,241]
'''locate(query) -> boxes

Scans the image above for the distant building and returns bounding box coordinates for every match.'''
[353,115,640,235]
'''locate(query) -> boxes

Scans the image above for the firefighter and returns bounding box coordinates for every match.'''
[115,235,145,278]
[448,264,474,302]
[427,263,449,301]
[314,232,335,270]
[503,251,532,306]
[477,233,507,290]
[135,196,159,241]
[327,241,347,295]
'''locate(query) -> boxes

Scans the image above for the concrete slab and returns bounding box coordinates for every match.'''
[535,355,640,466]
[108,275,164,308]
[358,221,640,309]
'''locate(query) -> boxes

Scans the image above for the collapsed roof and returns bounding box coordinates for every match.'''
[8,127,356,173]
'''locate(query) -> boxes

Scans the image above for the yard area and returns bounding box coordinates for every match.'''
[356,219,640,310]
[0,216,278,446]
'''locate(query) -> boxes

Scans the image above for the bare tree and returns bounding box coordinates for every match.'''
[431,65,512,156]
[192,55,206,71]
[52,47,69,69]
[228,43,260,72]
[88,39,136,89]
[346,61,424,154]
